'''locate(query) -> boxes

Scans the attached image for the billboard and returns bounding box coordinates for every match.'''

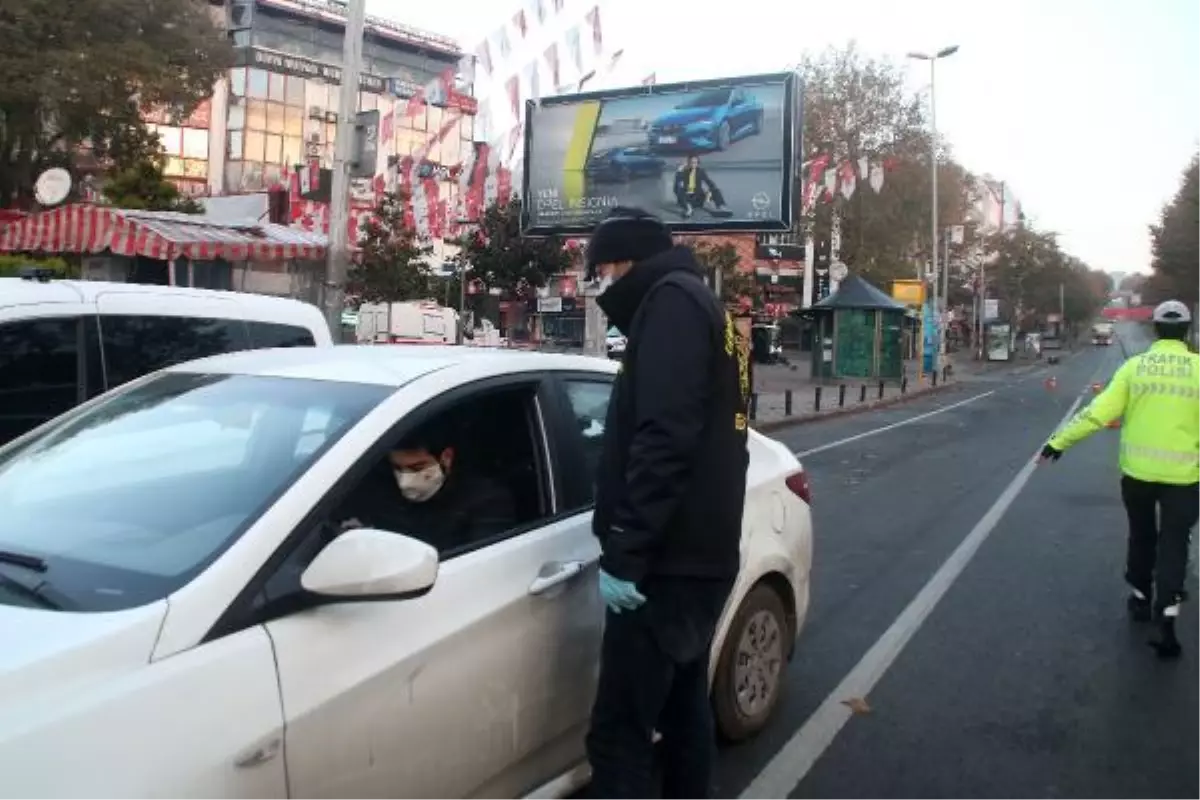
[521,72,798,235]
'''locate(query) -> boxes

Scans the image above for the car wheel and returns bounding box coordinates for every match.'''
[712,582,788,742]
[717,120,731,150]
[753,111,763,134]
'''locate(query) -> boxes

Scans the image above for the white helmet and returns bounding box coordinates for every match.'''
[1152,300,1192,324]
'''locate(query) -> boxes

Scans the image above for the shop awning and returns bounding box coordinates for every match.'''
[0,204,327,262]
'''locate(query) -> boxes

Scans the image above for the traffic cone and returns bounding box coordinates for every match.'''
[1045,375,1058,391]
[1108,418,1121,429]
[1090,382,1104,394]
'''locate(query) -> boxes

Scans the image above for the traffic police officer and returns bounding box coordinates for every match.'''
[1040,300,1199,659]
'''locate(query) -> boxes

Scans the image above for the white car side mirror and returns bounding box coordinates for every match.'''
[301,528,438,600]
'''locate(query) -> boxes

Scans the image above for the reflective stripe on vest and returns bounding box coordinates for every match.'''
[1121,442,1199,466]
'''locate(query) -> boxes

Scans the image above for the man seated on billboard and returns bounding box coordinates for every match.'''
[673,155,731,218]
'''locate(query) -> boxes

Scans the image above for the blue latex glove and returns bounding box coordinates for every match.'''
[599,569,646,614]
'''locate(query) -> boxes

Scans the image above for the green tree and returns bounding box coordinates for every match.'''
[452,198,572,297]
[983,226,1106,330]
[1147,154,1199,307]
[0,0,232,207]
[102,159,203,212]
[797,43,977,287]
[347,190,434,303]
[690,240,756,306]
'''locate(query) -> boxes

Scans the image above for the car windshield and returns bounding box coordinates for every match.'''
[679,88,731,108]
[0,371,390,612]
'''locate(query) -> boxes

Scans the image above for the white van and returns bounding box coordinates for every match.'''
[0,275,332,444]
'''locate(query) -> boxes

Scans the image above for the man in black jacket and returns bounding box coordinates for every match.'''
[584,207,750,798]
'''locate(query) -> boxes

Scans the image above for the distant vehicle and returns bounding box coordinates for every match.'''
[356,300,457,345]
[605,326,626,359]
[1091,321,1114,346]
[647,86,764,153]
[0,275,330,446]
[1042,334,1063,351]
[585,146,665,183]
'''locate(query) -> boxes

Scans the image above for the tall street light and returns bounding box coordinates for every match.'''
[907,44,958,371]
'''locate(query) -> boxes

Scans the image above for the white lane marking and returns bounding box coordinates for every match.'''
[742,391,1088,799]
[794,390,996,459]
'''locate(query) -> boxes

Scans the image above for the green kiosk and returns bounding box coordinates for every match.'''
[811,274,908,380]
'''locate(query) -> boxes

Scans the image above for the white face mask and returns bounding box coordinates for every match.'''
[395,464,445,502]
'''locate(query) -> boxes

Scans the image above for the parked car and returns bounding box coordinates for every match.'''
[0,274,331,446]
[585,146,666,183]
[647,86,764,153]
[0,346,813,798]
[605,326,627,359]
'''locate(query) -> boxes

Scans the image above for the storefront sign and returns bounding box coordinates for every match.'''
[235,47,387,93]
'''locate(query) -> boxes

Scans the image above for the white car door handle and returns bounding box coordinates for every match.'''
[529,561,585,595]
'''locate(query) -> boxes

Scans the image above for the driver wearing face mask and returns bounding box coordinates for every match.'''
[336,428,517,555]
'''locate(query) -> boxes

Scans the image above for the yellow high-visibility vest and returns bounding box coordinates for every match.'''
[1050,339,1199,485]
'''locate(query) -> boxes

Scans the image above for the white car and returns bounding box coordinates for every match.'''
[0,346,812,798]
[605,327,627,359]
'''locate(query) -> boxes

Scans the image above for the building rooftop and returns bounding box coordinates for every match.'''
[257,0,462,57]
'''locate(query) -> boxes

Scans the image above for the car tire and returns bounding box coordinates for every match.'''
[717,120,731,150]
[712,582,789,742]
[752,111,763,134]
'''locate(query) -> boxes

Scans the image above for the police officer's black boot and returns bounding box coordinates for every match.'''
[1126,586,1152,622]
[1149,597,1183,659]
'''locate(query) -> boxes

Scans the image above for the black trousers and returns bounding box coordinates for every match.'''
[1121,476,1199,609]
[586,577,733,799]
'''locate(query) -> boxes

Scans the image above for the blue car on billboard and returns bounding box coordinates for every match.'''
[647,86,764,153]
[585,146,666,183]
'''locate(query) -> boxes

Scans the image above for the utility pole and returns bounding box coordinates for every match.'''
[908,45,958,373]
[979,179,1003,359]
[323,0,367,338]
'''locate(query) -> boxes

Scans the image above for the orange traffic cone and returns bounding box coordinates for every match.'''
[1045,375,1058,391]
[1107,418,1121,429]
[1090,382,1104,394]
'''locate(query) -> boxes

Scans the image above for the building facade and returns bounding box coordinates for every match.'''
[156,0,476,237]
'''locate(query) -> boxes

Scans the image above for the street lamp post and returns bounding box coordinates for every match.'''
[907,45,958,372]
[324,0,368,338]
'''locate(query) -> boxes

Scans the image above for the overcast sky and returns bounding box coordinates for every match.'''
[371,0,1199,275]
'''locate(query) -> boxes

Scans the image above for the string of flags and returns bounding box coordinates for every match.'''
[801,154,899,214]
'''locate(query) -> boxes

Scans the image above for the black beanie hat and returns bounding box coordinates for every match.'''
[584,206,673,279]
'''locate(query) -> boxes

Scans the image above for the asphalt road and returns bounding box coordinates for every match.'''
[716,323,1198,799]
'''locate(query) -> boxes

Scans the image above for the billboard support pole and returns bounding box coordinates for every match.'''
[324,0,367,338]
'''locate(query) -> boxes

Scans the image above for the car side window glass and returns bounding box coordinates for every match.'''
[0,317,81,445]
[252,383,555,617]
[99,315,251,389]
[248,321,317,349]
[562,378,614,509]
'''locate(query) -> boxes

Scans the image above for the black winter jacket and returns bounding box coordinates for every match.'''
[593,245,750,583]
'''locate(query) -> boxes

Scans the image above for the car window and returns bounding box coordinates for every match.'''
[248,321,317,349]
[0,372,389,612]
[0,317,90,446]
[562,378,614,509]
[99,314,251,389]
[252,382,554,619]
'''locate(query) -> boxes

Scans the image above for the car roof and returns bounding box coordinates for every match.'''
[168,344,620,387]
[0,278,320,316]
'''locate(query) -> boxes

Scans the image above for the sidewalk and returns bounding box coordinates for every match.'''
[748,348,1039,431]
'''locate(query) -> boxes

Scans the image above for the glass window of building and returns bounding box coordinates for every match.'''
[230,68,247,98]
[268,72,287,104]
[247,68,269,100]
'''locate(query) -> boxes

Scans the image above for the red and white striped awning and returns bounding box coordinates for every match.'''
[0,204,326,262]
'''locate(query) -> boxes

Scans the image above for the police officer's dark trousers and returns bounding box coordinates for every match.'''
[1121,476,1200,611]
[586,576,733,799]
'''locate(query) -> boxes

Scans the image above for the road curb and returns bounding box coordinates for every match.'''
[752,381,957,433]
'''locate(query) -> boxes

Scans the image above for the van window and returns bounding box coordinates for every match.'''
[248,321,317,349]
[99,315,251,389]
[0,317,81,444]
